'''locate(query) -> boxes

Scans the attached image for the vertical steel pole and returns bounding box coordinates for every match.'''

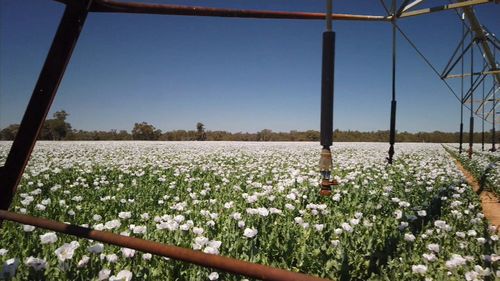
[493,47,497,152]
[468,34,474,159]
[481,63,485,151]
[387,0,397,164]
[459,14,465,154]
[493,83,497,151]
[0,1,91,211]
[319,0,335,196]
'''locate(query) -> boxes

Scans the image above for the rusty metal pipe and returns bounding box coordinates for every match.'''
[0,211,330,281]
[85,0,389,21]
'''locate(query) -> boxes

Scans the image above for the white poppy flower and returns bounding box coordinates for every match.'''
[99,268,111,280]
[412,264,427,275]
[40,232,58,244]
[77,256,90,268]
[106,254,119,263]
[427,243,440,253]
[208,272,219,280]
[109,269,133,281]
[243,228,258,238]
[121,248,135,258]
[54,241,80,262]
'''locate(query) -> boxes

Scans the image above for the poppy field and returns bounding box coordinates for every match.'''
[0,141,498,280]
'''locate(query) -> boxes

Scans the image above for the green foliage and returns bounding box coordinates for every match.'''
[0,143,497,280]
[196,122,207,141]
[131,122,161,140]
[445,146,500,196]
[0,124,20,140]
[1,110,499,143]
[40,111,72,140]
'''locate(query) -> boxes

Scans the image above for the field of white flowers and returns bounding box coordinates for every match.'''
[447,145,500,196]
[0,141,498,281]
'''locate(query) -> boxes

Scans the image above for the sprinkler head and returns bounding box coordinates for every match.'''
[319,178,338,196]
[320,189,332,196]
[319,147,337,196]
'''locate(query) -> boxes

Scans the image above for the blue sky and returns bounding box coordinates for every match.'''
[0,0,498,133]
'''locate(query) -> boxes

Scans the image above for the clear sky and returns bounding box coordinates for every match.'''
[0,0,498,133]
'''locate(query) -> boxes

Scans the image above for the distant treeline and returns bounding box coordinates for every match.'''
[0,110,498,143]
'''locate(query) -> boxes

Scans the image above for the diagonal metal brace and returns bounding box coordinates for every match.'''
[0,1,92,211]
[441,38,475,79]
[441,29,471,78]
[462,65,488,103]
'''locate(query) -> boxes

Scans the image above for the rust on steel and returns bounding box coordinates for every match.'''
[0,210,331,281]
[0,1,91,211]
[55,0,388,21]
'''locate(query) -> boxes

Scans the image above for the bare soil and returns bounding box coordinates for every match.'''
[454,159,500,229]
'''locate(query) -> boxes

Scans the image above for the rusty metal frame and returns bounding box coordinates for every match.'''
[0,210,327,281]
[56,0,390,21]
[0,0,498,280]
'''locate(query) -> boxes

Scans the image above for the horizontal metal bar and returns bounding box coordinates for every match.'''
[444,69,500,79]
[86,0,389,21]
[471,98,500,102]
[475,85,494,114]
[398,0,494,18]
[52,0,496,22]
[441,39,475,79]
[0,210,330,281]
[463,68,488,103]
[485,89,500,119]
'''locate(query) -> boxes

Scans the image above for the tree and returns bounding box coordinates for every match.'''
[53,110,68,121]
[0,124,20,140]
[257,129,273,141]
[132,122,161,140]
[196,122,207,141]
[39,110,72,140]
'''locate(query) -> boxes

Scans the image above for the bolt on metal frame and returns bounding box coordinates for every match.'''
[0,0,498,280]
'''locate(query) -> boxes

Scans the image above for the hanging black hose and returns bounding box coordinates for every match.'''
[387,1,397,165]
[320,31,335,149]
[319,0,336,196]
[459,122,464,153]
[388,101,397,164]
[468,34,474,159]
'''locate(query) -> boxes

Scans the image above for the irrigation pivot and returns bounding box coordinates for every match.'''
[0,0,498,280]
